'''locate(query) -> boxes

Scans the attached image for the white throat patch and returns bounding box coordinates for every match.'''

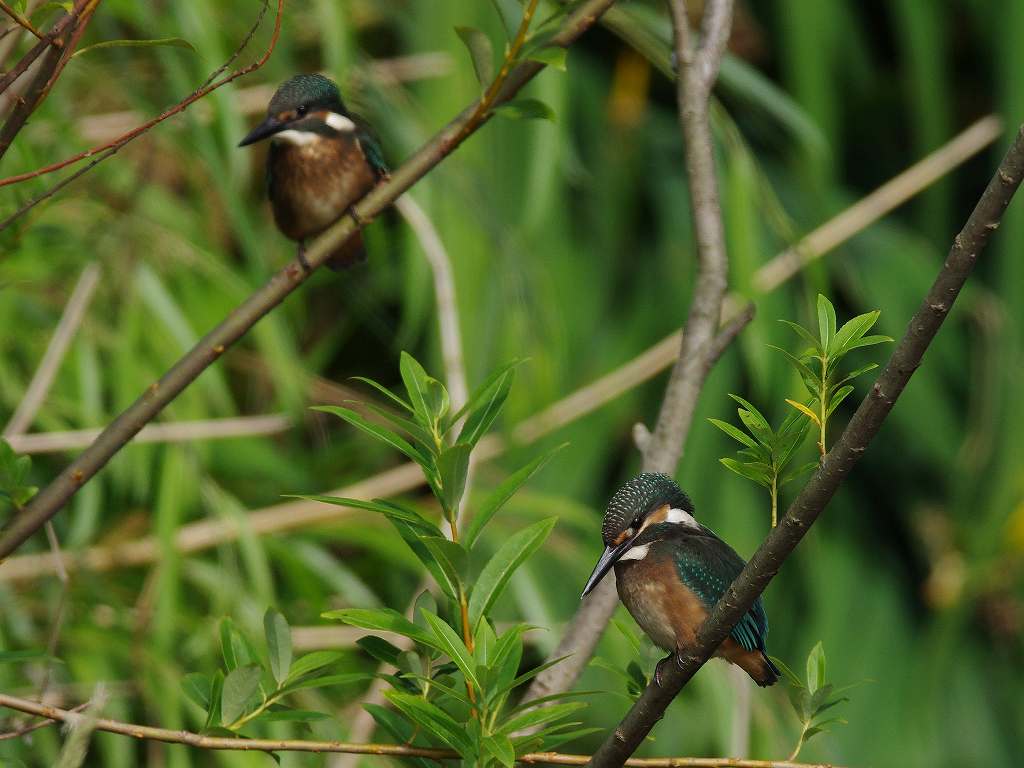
[325,112,356,132]
[272,129,319,146]
[665,507,700,529]
[619,543,650,562]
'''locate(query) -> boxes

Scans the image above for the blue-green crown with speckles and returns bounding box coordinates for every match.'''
[268,73,344,115]
[602,473,694,542]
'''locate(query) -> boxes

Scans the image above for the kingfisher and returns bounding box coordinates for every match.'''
[238,73,388,270]
[582,473,780,687]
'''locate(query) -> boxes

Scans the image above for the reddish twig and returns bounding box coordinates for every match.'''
[0,0,280,230]
[0,0,95,160]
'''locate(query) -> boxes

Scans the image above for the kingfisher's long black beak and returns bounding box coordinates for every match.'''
[238,116,286,147]
[581,535,637,599]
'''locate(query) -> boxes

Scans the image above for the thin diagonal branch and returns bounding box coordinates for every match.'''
[0,692,839,768]
[589,125,1024,768]
[0,0,97,161]
[525,0,734,707]
[0,0,619,558]
[0,1,70,95]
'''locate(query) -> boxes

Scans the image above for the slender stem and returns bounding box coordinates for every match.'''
[818,355,827,456]
[454,0,539,145]
[0,0,42,38]
[0,691,842,767]
[769,477,777,529]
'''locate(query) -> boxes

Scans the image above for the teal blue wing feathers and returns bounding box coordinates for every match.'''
[672,529,769,653]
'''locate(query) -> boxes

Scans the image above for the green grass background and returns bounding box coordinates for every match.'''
[1,1,1022,765]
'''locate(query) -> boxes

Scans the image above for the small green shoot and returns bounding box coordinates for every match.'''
[772,642,855,761]
[709,396,815,527]
[774,294,892,456]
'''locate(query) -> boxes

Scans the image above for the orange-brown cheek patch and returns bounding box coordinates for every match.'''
[612,529,633,546]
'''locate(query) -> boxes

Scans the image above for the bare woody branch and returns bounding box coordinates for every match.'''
[0,0,620,560]
[588,125,1024,768]
[0,692,840,768]
[525,0,734,706]
[0,0,97,161]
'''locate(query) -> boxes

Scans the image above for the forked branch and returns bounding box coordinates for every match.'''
[588,125,1024,767]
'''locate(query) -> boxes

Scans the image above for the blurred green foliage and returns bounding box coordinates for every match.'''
[1,1,1022,766]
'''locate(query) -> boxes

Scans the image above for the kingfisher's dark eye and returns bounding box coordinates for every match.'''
[296,105,307,117]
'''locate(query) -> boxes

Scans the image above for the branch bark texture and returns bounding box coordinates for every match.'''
[524,0,734,707]
[0,693,838,768]
[0,0,619,560]
[588,124,1024,768]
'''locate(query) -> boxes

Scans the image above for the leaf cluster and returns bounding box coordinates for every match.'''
[181,611,364,736]
[310,352,581,764]
[710,396,814,492]
[772,642,854,761]
[774,294,892,454]
[453,0,575,124]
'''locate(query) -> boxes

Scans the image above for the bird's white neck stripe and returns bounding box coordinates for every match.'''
[325,112,356,132]
[665,507,699,529]
[273,129,319,146]
[619,543,650,561]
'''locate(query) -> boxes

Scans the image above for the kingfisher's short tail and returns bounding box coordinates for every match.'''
[758,652,781,687]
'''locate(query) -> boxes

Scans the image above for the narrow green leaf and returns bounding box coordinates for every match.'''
[436,442,472,518]
[355,401,435,450]
[844,334,893,351]
[71,37,196,59]
[832,363,878,391]
[830,310,880,355]
[421,536,468,598]
[806,641,826,694]
[419,610,479,691]
[768,655,802,687]
[708,418,758,449]
[449,361,523,430]
[399,352,448,432]
[455,26,494,86]
[496,702,586,736]
[719,457,771,487]
[263,608,292,685]
[297,495,442,538]
[278,672,369,695]
[182,672,211,711]
[312,406,428,467]
[816,294,837,349]
[322,608,435,649]
[355,636,402,666]
[494,98,556,121]
[826,385,854,418]
[468,518,557,630]
[458,368,514,447]
[286,650,344,682]
[384,690,472,754]
[786,399,821,426]
[778,320,822,353]
[780,461,818,486]
[464,443,565,547]
[204,671,224,730]
[260,708,332,723]
[349,376,413,412]
[483,734,516,768]
[0,648,48,664]
[220,665,262,726]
